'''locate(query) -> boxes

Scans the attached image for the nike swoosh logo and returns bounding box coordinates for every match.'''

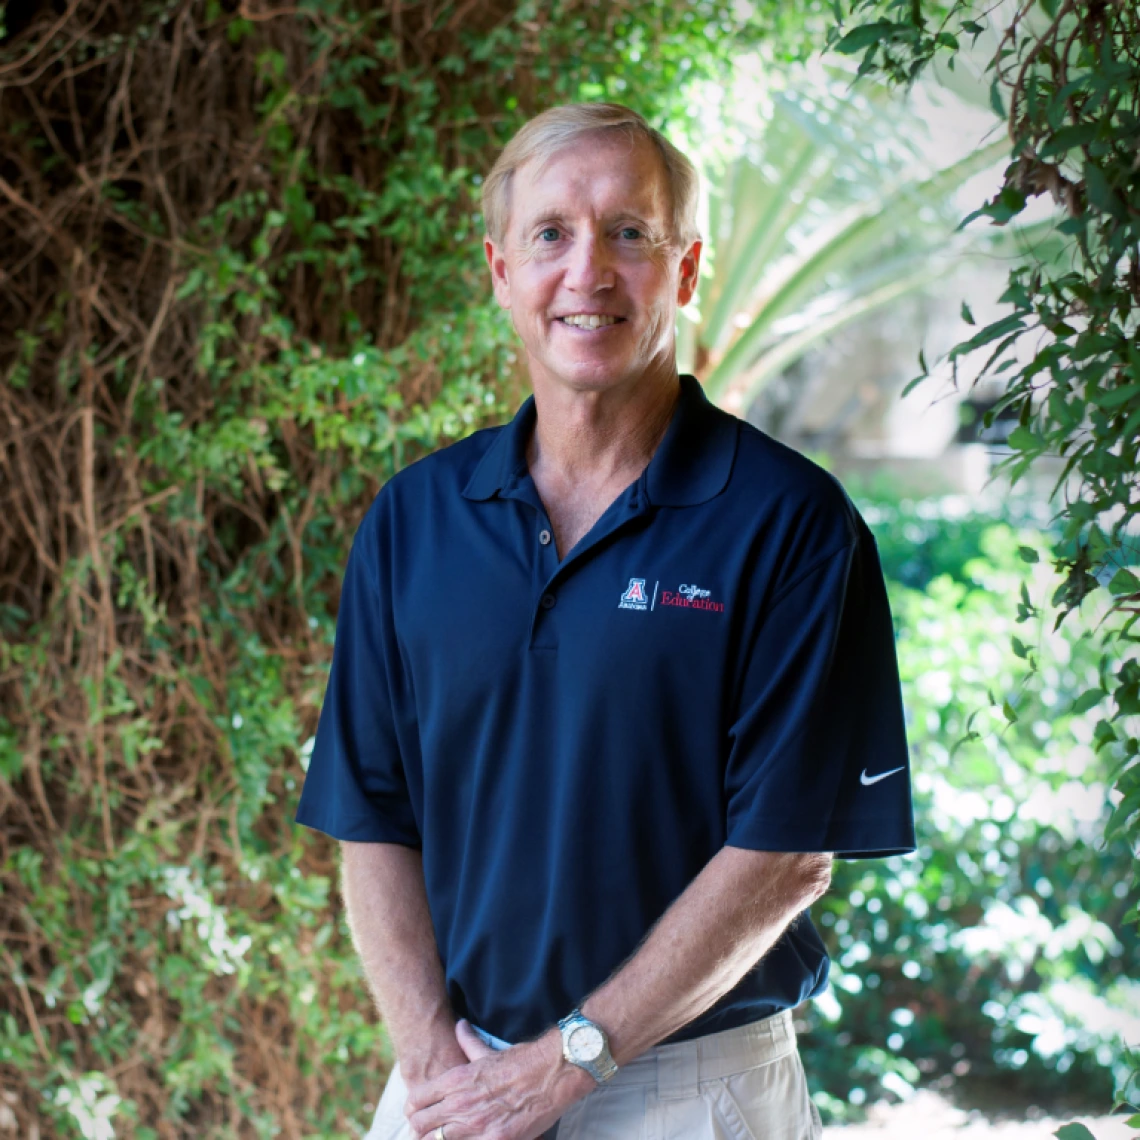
[860,766,905,786]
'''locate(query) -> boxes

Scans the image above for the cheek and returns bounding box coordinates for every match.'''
[630,258,679,306]
[511,261,558,309]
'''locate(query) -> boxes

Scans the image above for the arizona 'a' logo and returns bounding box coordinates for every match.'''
[620,578,647,604]
[618,577,649,611]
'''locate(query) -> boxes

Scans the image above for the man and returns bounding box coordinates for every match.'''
[295,102,914,1140]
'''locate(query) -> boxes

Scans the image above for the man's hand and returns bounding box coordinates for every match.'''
[404,1019,593,1140]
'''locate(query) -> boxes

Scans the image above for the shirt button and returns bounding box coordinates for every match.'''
[540,593,556,610]
[539,529,552,546]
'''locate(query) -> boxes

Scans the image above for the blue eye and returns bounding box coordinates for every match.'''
[620,227,643,240]
[538,227,559,242]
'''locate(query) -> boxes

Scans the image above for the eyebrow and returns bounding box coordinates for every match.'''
[521,210,654,231]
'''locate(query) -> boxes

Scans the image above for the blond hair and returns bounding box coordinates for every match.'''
[481,102,700,249]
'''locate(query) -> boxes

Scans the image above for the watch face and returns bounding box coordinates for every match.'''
[568,1023,604,1064]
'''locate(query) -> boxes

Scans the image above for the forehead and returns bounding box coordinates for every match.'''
[510,133,669,229]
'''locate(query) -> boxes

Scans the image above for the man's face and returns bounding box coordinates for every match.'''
[484,133,701,396]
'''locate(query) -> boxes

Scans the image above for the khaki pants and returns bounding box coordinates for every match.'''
[365,1009,823,1140]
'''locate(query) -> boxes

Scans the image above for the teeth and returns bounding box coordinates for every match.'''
[561,314,619,329]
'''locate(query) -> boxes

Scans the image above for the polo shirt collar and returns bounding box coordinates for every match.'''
[461,373,737,507]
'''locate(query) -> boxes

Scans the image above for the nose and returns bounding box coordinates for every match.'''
[564,230,614,292]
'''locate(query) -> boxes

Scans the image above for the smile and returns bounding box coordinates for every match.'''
[557,315,625,329]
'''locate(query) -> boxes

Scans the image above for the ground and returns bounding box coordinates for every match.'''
[824,1091,1133,1140]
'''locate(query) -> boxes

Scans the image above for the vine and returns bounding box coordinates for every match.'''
[0,0,790,1135]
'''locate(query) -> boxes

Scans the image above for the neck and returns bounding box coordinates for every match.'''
[525,366,682,490]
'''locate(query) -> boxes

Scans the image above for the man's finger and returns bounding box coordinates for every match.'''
[405,1059,476,1115]
[455,1018,496,1061]
[404,1077,446,1115]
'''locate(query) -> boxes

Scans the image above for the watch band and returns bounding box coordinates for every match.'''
[557,1009,618,1084]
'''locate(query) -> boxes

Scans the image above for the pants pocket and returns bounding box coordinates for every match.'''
[711,1051,818,1140]
[710,1082,760,1140]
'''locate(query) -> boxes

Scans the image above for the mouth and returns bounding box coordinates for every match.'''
[555,314,627,331]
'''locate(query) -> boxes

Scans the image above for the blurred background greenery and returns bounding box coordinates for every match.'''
[0,0,1136,1137]
[802,487,1137,1123]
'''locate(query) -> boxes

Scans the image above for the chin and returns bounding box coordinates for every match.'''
[551,362,637,392]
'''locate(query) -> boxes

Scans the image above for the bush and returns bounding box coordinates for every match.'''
[0,2,800,1135]
[800,489,1138,1121]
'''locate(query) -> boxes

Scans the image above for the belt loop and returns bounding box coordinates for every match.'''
[655,1040,700,1101]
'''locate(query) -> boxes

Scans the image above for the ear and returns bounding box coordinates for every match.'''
[484,235,511,311]
[677,238,702,307]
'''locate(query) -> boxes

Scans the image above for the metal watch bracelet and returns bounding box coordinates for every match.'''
[557,1009,618,1084]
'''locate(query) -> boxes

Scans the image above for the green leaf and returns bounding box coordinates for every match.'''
[1109,568,1140,596]
[1054,1125,1099,1140]
[1070,689,1106,715]
[1038,123,1098,159]
[1011,636,1028,659]
[834,21,899,55]
[990,78,1005,118]
[1057,215,1088,236]
[1092,382,1140,409]
[1084,160,1125,220]
[1018,546,1040,563]
[901,372,928,398]
[964,185,1029,227]
[1002,700,1018,724]
[950,313,1027,357]
[961,301,975,325]
[1006,425,1041,452]
[176,268,206,300]
[1094,719,1119,750]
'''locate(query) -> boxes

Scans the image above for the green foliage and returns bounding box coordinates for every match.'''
[0,1,826,1136]
[800,491,1138,1121]
[686,65,1040,411]
[6,0,1131,1134]
[1056,1127,1098,1140]
[819,0,1140,1118]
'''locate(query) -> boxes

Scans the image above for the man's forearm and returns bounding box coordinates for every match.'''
[340,840,466,1083]
[402,847,832,1140]
[578,846,832,1065]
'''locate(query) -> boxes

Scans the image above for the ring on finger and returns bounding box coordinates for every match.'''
[434,1128,447,1140]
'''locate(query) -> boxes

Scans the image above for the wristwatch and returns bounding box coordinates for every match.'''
[557,1009,618,1084]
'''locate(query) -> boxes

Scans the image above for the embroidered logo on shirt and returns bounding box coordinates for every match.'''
[659,583,725,614]
[618,578,651,611]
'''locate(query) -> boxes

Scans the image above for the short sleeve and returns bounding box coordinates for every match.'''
[724,519,914,859]
[294,498,421,846]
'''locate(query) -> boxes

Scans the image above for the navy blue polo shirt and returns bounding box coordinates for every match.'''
[296,373,914,1046]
